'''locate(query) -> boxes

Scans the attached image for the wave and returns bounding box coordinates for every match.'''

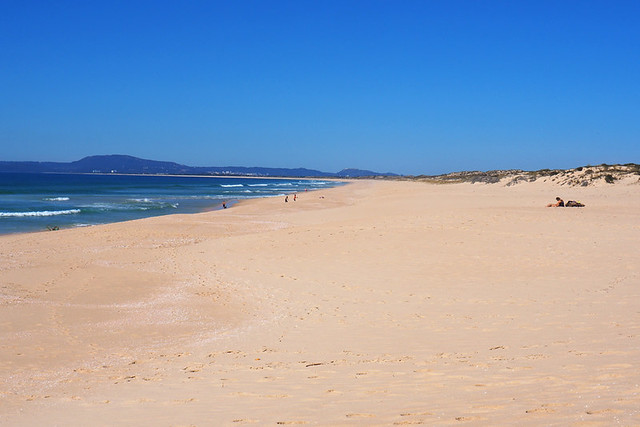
[43,196,70,201]
[221,184,243,188]
[0,209,81,217]
[169,195,225,200]
[248,184,268,187]
[82,200,179,212]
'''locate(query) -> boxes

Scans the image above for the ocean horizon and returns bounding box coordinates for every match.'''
[0,172,341,235]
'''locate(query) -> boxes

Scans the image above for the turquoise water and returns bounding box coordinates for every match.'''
[0,173,340,235]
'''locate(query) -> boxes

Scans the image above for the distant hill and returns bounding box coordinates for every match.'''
[69,155,190,174]
[335,168,398,177]
[0,155,397,178]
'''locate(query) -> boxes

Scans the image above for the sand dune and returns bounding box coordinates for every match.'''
[1,179,639,425]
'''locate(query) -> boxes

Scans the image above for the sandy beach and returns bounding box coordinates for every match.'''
[1,179,639,426]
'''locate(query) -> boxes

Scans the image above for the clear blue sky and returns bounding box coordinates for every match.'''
[1,1,638,175]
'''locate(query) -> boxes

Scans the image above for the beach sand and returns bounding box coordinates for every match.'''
[1,179,639,425]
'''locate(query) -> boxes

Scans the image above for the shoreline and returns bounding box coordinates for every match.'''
[1,179,639,425]
[0,174,348,237]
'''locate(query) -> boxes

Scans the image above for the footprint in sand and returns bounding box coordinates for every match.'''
[401,412,432,416]
[524,353,548,360]
[586,408,619,415]
[182,363,204,373]
[454,416,485,422]
[525,403,571,414]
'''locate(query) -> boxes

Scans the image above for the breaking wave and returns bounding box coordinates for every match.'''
[0,209,81,217]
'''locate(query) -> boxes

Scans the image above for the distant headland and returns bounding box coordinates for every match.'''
[0,155,396,178]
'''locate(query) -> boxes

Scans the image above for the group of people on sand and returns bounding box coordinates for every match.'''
[546,197,585,207]
[221,192,303,208]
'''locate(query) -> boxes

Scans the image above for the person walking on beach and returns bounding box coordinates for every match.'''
[293,194,297,201]
[547,197,564,207]
[285,195,288,203]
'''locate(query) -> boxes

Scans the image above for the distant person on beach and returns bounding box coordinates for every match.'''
[222,202,227,209]
[285,195,288,203]
[293,194,297,201]
[547,197,564,207]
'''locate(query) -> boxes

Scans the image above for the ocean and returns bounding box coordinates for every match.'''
[0,173,341,235]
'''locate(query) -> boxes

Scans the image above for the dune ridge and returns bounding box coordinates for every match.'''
[402,163,640,186]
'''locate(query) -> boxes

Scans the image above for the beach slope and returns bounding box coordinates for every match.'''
[1,180,639,425]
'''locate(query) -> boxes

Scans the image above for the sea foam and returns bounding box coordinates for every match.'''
[0,209,81,217]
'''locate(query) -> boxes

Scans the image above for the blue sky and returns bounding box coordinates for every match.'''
[1,1,638,175]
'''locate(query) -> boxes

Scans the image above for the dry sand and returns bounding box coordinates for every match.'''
[1,179,639,426]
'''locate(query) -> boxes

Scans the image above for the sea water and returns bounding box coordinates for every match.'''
[0,173,340,235]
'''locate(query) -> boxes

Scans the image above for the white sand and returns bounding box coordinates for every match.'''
[1,179,639,425]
